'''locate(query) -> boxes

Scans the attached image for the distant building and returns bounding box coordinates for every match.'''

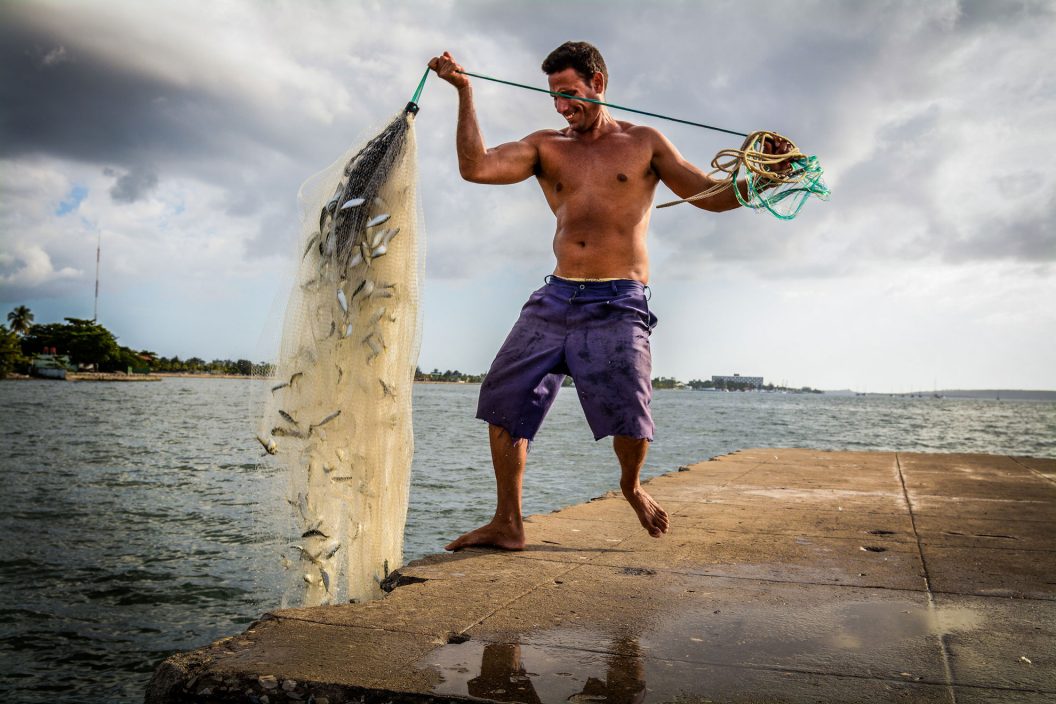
[712,373,763,390]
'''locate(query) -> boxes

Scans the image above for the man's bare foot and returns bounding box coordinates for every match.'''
[445,518,526,551]
[622,485,670,537]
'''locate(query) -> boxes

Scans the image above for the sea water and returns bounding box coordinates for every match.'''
[0,377,1053,702]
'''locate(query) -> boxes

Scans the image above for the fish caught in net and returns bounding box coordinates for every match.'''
[258,105,424,605]
[656,130,830,219]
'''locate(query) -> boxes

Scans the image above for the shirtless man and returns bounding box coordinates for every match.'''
[430,42,788,551]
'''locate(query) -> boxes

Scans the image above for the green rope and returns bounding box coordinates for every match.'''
[411,65,828,219]
[409,67,430,105]
[456,69,748,138]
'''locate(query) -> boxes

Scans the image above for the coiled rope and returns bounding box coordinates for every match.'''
[656,130,829,220]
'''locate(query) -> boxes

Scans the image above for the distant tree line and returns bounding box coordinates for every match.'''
[682,378,821,393]
[414,366,485,383]
[1,306,271,378]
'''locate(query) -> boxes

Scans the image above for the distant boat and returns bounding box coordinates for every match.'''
[30,353,71,380]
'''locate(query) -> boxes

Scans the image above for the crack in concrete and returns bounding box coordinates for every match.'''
[897,452,958,704]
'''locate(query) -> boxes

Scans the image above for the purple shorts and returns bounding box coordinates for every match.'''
[476,276,658,442]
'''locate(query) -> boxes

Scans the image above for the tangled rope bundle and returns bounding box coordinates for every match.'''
[657,131,829,219]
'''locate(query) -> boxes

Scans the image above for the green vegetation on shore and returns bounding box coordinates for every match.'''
[1,306,271,379]
[414,367,485,383]
[652,376,822,393]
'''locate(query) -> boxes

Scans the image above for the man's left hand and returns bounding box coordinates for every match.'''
[761,134,794,175]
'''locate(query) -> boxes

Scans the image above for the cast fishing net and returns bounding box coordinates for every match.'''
[656,130,830,218]
[259,104,425,606]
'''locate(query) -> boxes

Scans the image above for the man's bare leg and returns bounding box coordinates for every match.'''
[445,424,528,551]
[614,435,670,537]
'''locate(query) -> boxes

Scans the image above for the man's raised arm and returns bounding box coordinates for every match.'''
[429,51,539,185]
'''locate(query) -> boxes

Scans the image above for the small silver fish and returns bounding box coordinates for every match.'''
[360,242,371,267]
[320,540,341,560]
[366,213,391,228]
[350,279,367,299]
[278,410,298,426]
[301,528,329,539]
[289,545,318,564]
[309,410,341,433]
[366,308,385,326]
[256,435,278,455]
[337,288,348,314]
[271,381,289,392]
[271,426,306,439]
[348,249,364,268]
[359,279,376,298]
[371,244,388,259]
[340,197,365,210]
[363,333,382,357]
[369,229,389,249]
[381,227,400,246]
[325,196,339,213]
[327,320,336,338]
[320,568,331,592]
[302,233,319,260]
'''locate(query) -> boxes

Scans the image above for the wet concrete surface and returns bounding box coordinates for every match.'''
[147,449,1056,703]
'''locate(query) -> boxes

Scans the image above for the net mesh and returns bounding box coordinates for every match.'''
[259,110,424,605]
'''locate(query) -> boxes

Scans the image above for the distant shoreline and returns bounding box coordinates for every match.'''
[2,374,1051,398]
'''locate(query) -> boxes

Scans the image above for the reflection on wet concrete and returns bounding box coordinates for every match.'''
[425,634,645,703]
[419,598,986,701]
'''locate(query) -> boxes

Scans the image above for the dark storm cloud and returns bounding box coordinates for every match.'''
[107,166,159,203]
[1,15,200,164]
[0,3,320,182]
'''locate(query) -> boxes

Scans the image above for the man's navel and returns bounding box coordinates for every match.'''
[617,173,628,182]
[555,182,563,192]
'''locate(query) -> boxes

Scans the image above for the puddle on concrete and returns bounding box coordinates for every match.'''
[422,635,647,703]
[416,601,984,702]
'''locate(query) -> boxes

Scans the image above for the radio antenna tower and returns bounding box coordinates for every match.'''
[93,231,101,321]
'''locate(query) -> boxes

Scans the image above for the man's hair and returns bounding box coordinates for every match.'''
[541,41,608,91]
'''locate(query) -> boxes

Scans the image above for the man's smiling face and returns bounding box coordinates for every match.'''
[547,67,602,133]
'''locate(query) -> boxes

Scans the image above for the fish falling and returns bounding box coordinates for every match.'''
[260,105,424,605]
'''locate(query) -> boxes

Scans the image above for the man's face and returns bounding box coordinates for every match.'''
[547,67,602,132]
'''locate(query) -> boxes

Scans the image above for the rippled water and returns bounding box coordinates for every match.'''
[0,378,1052,702]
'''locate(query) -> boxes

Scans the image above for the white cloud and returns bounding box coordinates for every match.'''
[0,242,81,292]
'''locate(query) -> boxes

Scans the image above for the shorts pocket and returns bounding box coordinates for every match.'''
[606,294,657,332]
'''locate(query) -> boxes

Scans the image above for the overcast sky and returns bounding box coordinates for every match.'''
[2,0,1053,391]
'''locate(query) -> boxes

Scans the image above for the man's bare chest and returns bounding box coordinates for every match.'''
[538,136,656,191]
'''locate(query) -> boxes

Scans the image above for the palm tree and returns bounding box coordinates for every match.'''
[7,306,33,336]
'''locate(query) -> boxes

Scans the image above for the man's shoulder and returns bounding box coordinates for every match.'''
[522,128,569,144]
[619,120,664,141]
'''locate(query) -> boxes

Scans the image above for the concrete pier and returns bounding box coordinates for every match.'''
[147,449,1056,703]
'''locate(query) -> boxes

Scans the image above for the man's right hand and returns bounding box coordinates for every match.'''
[428,51,470,90]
